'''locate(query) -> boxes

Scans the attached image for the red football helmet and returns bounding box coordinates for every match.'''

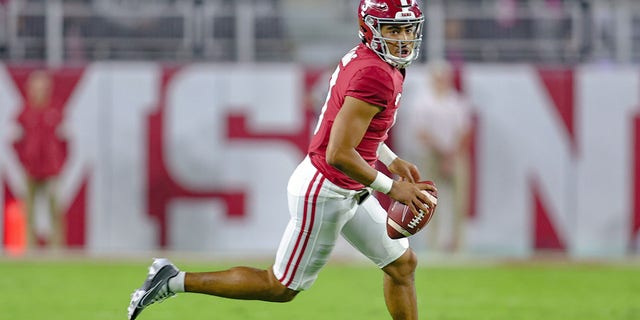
[358,0,424,69]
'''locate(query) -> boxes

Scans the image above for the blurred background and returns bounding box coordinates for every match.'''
[0,0,639,261]
[0,0,638,65]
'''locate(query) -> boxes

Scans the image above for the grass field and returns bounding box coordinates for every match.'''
[1,256,639,320]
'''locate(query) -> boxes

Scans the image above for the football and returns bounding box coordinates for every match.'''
[386,181,438,239]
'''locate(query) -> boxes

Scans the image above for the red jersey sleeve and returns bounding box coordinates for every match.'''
[346,66,395,109]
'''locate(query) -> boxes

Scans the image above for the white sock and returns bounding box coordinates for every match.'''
[168,271,186,293]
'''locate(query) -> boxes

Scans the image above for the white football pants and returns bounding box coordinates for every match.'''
[273,156,409,290]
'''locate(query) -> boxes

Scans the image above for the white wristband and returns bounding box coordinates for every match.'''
[369,171,394,194]
[377,143,398,167]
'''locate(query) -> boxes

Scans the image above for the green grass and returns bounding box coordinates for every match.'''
[1,257,638,320]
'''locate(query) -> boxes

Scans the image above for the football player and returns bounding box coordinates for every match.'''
[128,1,436,319]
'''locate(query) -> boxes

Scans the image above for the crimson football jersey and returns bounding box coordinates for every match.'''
[308,43,405,190]
[14,105,67,180]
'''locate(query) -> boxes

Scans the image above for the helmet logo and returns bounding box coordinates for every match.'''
[361,0,388,13]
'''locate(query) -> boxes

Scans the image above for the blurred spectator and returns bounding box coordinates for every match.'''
[408,61,472,253]
[444,18,465,65]
[13,70,67,251]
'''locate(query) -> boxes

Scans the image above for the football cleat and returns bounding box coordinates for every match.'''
[127,258,180,320]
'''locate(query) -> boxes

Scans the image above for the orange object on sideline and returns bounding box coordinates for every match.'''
[4,200,27,256]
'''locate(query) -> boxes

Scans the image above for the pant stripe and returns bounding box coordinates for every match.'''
[278,171,324,286]
[285,175,325,286]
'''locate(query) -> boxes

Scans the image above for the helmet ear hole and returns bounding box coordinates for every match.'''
[365,16,375,26]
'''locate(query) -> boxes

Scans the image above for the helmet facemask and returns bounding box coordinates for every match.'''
[362,15,423,69]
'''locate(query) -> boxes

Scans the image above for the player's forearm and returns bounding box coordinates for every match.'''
[327,147,379,186]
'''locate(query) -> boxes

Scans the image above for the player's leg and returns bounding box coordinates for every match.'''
[272,156,356,291]
[451,154,470,252]
[341,195,418,320]
[173,157,351,298]
[183,266,298,302]
[181,185,351,302]
[382,249,418,320]
[25,177,38,250]
[422,152,442,251]
[45,179,64,249]
[128,240,298,319]
[128,156,351,319]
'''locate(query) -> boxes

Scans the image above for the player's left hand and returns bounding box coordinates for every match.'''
[387,157,420,183]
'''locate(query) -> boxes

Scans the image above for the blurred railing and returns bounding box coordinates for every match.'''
[0,0,639,66]
[429,0,637,65]
[1,0,292,65]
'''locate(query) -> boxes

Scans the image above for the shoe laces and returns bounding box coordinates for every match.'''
[150,283,175,304]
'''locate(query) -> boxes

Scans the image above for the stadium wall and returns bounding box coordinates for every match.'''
[0,63,638,258]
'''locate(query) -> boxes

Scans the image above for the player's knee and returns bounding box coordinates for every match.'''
[267,268,299,302]
[268,276,299,302]
[384,249,418,282]
[399,249,418,276]
[272,287,299,303]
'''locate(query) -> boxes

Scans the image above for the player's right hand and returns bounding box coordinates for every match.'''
[387,180,436,216]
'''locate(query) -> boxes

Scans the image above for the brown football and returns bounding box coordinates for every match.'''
[386,181,438,239]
